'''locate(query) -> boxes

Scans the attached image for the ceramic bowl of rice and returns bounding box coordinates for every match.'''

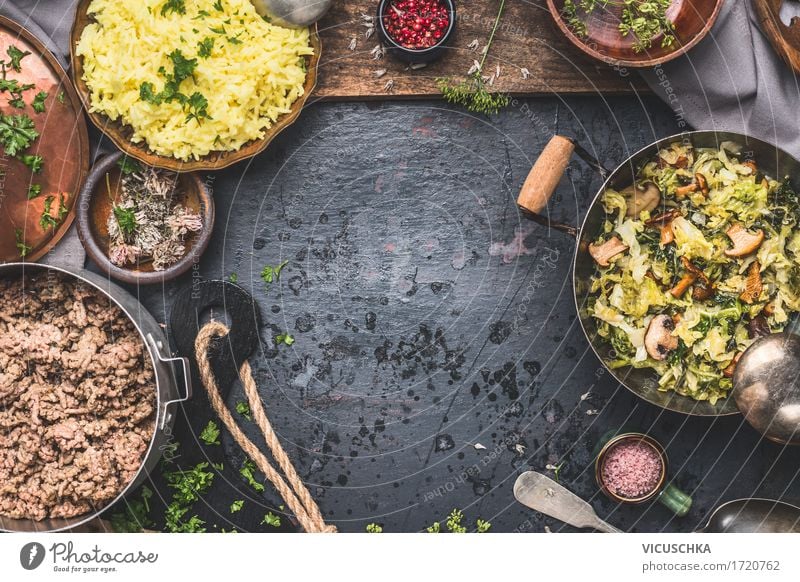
[70,0,320,171]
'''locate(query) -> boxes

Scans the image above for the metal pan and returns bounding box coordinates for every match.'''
[0,263,191,532]
[518,130,800,416]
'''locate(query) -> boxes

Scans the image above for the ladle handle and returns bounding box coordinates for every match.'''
[518,135,575,215]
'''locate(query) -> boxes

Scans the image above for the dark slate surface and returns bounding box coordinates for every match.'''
[115,96,800,533]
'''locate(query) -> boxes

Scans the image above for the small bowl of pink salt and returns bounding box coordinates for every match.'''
[596,433,692,516]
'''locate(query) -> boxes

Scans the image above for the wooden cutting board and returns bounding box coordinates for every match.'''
[314,0,646,99]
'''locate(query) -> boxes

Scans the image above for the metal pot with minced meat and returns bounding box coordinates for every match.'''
[0,263,190,532]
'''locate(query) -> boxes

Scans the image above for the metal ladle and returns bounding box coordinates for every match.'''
[697,498,800,533]
[250,0,333,27]
[733,332,800,445]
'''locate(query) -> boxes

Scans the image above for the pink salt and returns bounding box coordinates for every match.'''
[601,440,663,499]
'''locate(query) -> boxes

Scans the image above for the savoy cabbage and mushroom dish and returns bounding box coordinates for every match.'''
[587,141,800,405]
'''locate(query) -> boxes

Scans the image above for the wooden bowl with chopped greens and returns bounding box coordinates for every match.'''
[548,0,723,67]
[76,151,214,284]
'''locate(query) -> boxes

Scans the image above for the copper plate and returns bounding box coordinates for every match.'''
[69,0,321,172]
[0,16,90,263]
[547,0,724,68]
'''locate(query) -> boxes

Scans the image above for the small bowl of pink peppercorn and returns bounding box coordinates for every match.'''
[595,432,693,517]
[377,0,456,63]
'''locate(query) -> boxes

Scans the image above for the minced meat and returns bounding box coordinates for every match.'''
[0,273,155,521]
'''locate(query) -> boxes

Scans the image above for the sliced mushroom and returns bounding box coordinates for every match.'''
[670,273,697,298]
[645,314,679,361]
[681,256,711,286]
[674,183,698,198]
[645,209,681,246]
[588,236,628,267]
[691,281,715,301]
[694,172,709,195]
[742,159,757,174]
[725,224,765,257]
[747,313,770,338]
[740,260,763,304]
[763,301,776,316]
[722,352,741,378]
[622,182,661,217]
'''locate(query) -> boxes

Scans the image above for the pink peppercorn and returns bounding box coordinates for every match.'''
[600,439,663,499]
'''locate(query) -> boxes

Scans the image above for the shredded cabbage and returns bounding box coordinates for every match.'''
[588,143,800,404]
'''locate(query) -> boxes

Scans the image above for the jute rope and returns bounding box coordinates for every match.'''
[195,321,337,533]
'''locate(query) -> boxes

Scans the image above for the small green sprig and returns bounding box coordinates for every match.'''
[437,0,509,115]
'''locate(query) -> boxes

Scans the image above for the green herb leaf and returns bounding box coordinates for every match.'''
[8,96,24,109]
[110,486,154,532]
[39,195,57,230]
[275,333,294,346]
[0,113,38,157]
[261,512,281,527]
[209,25,226,35]
[213,0,224,11]
[160,0,186,16]
[475,518,492,533]
[235,400,251,420]
[185,92,211,124]
[113,205,137,237]
[425,521,440,533]
[228,272,238,283]
[31,91,47,113]
[6,45,30,72]
[164,462,215,506]
[19,153,43,173]
[199,419,221,445]
[14,228,30,258]
[117,156,142,175]
[240,459,265,492]
[446,509,467,533]
[139,81,161,104]
[27,183,41,200]
[230,500,244,513]
[57,91,65,104]
[365,523,383,533]
[198,37,215,58]
[260,260,288,288]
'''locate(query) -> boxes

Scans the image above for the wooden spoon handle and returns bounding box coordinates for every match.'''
[517,136,575,214]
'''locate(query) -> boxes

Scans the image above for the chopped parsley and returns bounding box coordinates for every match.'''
[240,459,265,492]
[260,260,288,288]
[8,95,24,109]
[199,419,221,445]
[14,228,30,257]
[31,91,47,113]
[27,183,41,200]
[160,0,186,16]
[275,333,294,346]
[20,153,43,173]
[165,501,206,533]
[213,0,224,10]
[113,205,137,237]
[5,45,29,72]
[227,34,243,45]
[261,512,281,527]
[209,25,226,35]
[230,500,244,513]
[228,272,238,283]
[0,113,38,157]
[198,37,214,58]
[39,196,57,230]
[185,92,210,124]
[194,9,210,19]
[365,523,383,533]
[164,462,215,505]
[235,400,251,420]
[475,518,492,533]
[57,91,65,104]
[110,486,154,532]
[117,156,141,175]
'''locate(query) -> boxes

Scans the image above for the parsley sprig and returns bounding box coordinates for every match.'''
[139,49,211,125]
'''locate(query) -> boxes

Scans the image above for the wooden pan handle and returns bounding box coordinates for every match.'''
[517,136,575,214]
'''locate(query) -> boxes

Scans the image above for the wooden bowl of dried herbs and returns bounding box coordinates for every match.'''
[548,0,723,67]
[76,151,214,285]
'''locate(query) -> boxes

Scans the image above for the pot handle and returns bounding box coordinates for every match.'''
[147,333,192,430]
[517,135,611,238]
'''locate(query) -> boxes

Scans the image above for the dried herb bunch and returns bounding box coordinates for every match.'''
[562,0,676,53]
[107,158,202,271]
[436,0,509,115]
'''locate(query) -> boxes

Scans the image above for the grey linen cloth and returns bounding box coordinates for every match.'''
[642,0,800,158]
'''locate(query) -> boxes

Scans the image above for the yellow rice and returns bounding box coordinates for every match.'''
[76,0,313,161]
